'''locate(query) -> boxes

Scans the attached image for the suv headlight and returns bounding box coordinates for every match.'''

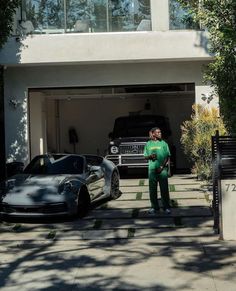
[110,146,119,154]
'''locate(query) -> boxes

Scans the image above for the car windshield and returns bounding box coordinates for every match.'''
[112,115,170,138]
[24,155,84,175]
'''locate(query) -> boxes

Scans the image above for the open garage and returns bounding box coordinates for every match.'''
[29,83,195,171]
[3,61,214,168]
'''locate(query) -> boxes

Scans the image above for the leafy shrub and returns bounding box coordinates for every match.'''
[181,104,227,180]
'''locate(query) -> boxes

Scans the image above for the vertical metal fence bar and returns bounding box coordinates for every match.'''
[0,66,6,182]
[212,130,220,234]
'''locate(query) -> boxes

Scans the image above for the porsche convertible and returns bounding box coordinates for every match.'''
[0,154,120,218]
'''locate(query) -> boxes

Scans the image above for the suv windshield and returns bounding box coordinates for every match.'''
[112,115,171,138]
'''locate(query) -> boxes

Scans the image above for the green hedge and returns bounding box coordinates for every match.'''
[181,104,227,181]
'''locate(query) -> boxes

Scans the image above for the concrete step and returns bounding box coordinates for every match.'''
[0,225,215,242]
[100,198,209,209]
[118,191,206,200]
[88,206,212,219]
[120,184,203,193]
[0,214,213,235]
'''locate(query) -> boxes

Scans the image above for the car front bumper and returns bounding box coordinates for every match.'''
[105,154,148,168]
[0,202,76,218]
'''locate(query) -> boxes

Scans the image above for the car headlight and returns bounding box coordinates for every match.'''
[59,182,77,194]
[63,182,72,192]
[7,179,15,190]
[110,146,119,154]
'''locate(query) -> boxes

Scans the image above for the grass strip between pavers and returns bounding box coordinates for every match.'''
[169,184,175,192]
[127,228,135,238]
[136,192,143,200]
[93,219,103,229]
[132,208,140,218]
[139,180,145,186]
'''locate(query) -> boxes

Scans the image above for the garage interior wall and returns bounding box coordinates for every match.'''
[29,92,194,169]
[29,92,47,158]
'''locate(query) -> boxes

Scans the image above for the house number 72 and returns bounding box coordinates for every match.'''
[225,184,236,191]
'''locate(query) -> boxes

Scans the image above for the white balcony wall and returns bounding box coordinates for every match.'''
[0,30,212,66]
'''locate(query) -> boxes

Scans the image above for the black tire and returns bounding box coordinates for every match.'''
[77,187,91,218]
[118,167,128,178]
[110,171,120,200]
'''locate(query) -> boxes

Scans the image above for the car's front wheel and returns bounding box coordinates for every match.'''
[77,187,91,218]
[110,171,120,200]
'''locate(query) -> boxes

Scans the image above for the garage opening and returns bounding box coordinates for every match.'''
[28,83,195,172]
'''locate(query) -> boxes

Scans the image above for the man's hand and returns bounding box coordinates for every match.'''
[156,166,163,174]
[149,154,157,161]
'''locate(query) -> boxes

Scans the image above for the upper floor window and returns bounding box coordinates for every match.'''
[21,0,151,34]
[169,0,198,30]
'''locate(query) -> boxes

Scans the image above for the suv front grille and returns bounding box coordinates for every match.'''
[120,144,145,154]
[121,156,147,165]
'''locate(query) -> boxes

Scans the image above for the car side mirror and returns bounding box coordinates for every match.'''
[89,165,100,174]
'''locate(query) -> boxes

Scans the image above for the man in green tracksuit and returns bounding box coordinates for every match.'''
[144,127,171,214]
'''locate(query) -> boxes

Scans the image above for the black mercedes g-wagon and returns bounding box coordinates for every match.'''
[105,115,175,174]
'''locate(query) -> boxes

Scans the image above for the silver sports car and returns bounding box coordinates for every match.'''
[0,154,120,218]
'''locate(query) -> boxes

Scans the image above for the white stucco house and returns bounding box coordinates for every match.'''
[0,0,217,172]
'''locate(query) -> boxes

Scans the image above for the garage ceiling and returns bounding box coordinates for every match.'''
[30,83,195,99]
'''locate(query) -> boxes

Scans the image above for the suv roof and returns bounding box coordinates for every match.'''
[112,115,171,139]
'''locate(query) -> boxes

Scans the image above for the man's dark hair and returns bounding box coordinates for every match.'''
[150,127,161,133]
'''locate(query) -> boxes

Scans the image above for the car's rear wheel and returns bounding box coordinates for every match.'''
[110,171,120,199]
[77,187,90,218]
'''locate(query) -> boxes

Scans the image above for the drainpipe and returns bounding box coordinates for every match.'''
[0,65,6,181]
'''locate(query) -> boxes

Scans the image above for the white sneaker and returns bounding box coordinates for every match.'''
[148,208,158,214]
[164,208,171,214]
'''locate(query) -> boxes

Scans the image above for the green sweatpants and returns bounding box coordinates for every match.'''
[148,168,170,210]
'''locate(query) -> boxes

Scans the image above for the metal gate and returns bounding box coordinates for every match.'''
[212,131,236,234]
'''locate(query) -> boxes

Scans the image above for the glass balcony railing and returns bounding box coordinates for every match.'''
[169,0,199,30]
[21,0,151,34]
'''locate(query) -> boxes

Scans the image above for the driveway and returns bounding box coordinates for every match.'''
[0,174,236,290]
